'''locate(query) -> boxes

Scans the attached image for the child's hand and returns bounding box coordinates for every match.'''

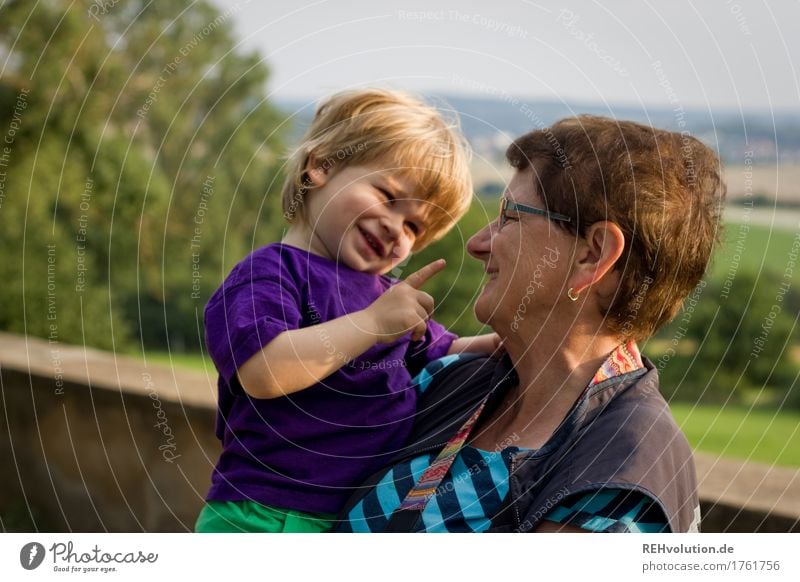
[364,259,446,344]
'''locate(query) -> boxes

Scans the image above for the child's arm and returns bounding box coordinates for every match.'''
[238,311,379,399]
[238,260,446,399]
[447,333,503,356]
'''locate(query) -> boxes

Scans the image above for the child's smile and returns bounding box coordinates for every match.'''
[285,164,429,275]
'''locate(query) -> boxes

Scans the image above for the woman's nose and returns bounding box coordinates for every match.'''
[467,221,494,260]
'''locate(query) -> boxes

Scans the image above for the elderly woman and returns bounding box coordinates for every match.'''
[337,115,724,533]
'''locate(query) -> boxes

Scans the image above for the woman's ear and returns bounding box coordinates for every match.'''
[567,221,625,298]
[304,154,330,187]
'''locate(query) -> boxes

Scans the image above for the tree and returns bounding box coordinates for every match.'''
[655,270,798,407]
[0,0,287,351]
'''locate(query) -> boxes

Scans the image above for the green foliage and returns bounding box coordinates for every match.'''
[670,401,800,467]
[708,220,800,281]
[654,267,799,407]
[405,197,499,337]
[0,0,286,351]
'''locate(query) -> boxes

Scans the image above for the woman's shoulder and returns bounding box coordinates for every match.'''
[574,364,691,465]
[598,364,685,441]
[545,487,670,533]
[511,368,697,532]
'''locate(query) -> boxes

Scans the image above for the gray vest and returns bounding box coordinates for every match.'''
[493,360,700,532]
[336,355,700,532]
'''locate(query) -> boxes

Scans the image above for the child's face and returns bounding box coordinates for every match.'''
[302,164,429,275]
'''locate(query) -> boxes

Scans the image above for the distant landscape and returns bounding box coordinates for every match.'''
[278,95,800,204]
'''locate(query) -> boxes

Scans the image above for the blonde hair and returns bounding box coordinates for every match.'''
[281,88,473,250]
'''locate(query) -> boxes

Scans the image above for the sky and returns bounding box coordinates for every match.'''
[210,0,799,111]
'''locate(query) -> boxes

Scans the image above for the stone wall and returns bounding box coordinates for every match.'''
[0,332,219,532]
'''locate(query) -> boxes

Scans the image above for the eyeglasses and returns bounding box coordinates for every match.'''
[499,197,572,226]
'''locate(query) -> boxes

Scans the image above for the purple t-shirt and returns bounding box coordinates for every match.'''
[204,243,456,513]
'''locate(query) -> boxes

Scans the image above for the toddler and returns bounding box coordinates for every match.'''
[196,89,499,533]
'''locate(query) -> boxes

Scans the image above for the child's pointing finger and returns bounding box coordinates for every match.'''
[404,259,446,290]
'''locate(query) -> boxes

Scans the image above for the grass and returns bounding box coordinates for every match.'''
[135,350,213,372]
[709,219,800,280]
[670,402,800,468]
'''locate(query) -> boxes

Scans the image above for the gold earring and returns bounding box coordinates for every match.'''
[567,287,579,301]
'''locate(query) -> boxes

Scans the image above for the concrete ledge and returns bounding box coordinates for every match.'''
[1,331,798,532]
[695,453,800,532]
[0,332,219,532]
[0,331,217,409]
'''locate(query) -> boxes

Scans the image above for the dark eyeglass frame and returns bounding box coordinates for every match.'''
[499,197,572,226]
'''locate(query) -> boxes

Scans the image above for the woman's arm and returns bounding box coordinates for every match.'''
[447,333,502,355]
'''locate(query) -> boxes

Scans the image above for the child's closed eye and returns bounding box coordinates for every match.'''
[376,186,396,204]
[376,184,423,237]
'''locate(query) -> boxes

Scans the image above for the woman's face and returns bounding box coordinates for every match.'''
[467,166,575,335]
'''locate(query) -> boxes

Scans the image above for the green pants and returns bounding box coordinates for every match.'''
[195,500,336,533]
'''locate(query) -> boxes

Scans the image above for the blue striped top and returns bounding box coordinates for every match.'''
[340,444,668,532]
